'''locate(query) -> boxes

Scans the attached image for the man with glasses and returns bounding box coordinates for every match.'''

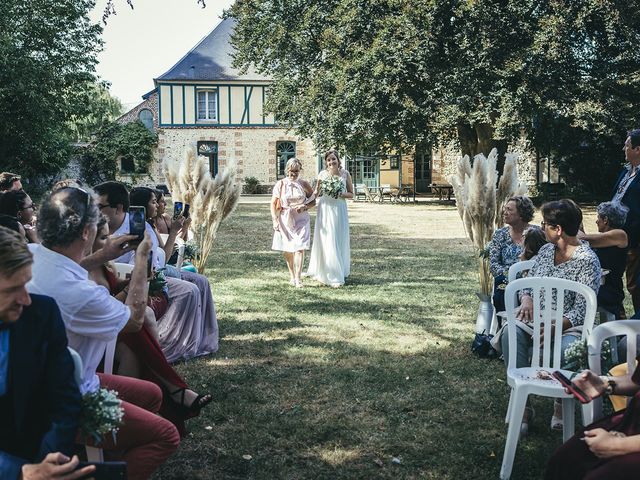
[27,187,180,480]
[613,129,640,312]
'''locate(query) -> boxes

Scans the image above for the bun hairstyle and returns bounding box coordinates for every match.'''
[324,149,341,168]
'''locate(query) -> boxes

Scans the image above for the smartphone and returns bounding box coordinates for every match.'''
[76,461,127,479]
[552,370,591,404]
[183,203,190,218]
[173,201,183,218]
[128,206,146,241]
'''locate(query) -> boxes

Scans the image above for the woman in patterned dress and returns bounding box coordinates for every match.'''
[502,199,601,430]
[489,196,535,312]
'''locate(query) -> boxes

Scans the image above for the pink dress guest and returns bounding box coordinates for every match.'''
[272,178,313,252]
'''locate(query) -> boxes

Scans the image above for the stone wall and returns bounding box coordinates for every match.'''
[118,125,318,188]
[117,92,158,129]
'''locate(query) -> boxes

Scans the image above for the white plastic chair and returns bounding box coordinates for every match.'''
[490,260,535,335]
[583,320,640,425]
[113,262,134,280]
[500,277,597,480]
[68,347,106,462]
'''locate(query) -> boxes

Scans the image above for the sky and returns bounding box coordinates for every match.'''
[90,0,235,111]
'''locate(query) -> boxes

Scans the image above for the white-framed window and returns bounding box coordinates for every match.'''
[197,90,218,122]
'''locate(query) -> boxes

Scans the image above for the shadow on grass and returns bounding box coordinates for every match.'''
[154,203,562,480]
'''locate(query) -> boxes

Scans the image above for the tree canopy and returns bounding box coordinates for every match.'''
[227,0,640,172]
[0,0,103,179]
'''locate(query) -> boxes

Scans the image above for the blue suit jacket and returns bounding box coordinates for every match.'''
[613,168,640,248]
[0,294,81,479]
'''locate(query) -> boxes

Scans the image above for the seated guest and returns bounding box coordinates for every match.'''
[579,201,629,319]
[0,172,22,192]
[489,196,535,311]
[89,216,212,436]
[0,189,38,243]
[521,226,548,261]
[130,188,218,346]
[0,214,26,237]
[95,181,218,362]
[502,199,601,430]
[0,227,95,480]
[154,189,191,243]
[27,187,179,480]
[545,365,640,479]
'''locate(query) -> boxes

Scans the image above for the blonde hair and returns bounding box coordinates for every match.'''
[0,226,32,277]
[285,157,303,174]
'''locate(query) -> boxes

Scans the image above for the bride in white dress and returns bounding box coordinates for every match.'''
[307,149,353,287]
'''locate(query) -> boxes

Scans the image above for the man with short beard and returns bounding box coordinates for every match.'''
[0,226,94,480]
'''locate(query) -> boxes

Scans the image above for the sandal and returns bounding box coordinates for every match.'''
[550,415,563,430]
[169,388,213,415]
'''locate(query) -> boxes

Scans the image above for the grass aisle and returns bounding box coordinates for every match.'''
[156,201,569,479]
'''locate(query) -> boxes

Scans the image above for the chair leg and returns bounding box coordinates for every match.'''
[581,401,594,429]
[500,389,527,480]
[561,398,575,443]
[505,389,514,424]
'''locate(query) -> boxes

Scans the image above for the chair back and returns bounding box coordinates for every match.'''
[586,320,640,422]
[507,260,535,283]
[505,277,597,370]
[588,320,640,376]
[113,262,134,280]
[67,347,83,387]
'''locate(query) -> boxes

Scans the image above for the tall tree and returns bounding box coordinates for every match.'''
[68,82,124,142]
[227,0,640,166]
[0,0,103,179]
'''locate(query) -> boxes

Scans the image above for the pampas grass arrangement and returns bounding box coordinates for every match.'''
[164,149,241,273]
[449,148,525,297]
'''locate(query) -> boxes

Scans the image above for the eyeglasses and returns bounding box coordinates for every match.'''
[96,203,112,210]
[19,203,36,211]
[541,221,558,229]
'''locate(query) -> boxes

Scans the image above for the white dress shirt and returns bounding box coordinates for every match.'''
[27,244,130,393]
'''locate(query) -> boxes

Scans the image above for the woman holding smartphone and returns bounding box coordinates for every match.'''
[130,187,219,362]
[545,363,640,479]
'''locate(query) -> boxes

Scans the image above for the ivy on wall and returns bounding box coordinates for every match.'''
[80,120,158,185]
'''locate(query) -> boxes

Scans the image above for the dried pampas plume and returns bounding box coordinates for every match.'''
[162,149,241,273]
[449,147,529,297]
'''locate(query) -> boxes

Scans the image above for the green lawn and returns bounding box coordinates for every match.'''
[156,200,595,479]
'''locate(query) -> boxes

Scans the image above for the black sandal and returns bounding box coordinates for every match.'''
[169,388,213,414]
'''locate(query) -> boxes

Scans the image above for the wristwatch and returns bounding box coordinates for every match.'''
[601,376,616,395]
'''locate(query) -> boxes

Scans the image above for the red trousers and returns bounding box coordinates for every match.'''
[97,374,180,480]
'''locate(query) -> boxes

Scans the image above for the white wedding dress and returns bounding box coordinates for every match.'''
[307,169,351,286]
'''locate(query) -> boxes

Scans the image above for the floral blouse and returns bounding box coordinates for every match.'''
[525,242,601,327]
[489,227,523,279]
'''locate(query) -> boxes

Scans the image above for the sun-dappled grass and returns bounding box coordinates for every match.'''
[155,200,599,479]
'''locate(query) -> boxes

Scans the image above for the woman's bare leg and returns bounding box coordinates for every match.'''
[294,250,305,284]
[284,252,295,283]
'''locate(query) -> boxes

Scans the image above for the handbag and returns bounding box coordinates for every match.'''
[471,330,499,359]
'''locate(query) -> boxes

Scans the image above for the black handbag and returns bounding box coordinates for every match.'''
[471,330,499,359]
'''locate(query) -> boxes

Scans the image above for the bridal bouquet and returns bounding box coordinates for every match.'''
[321,175,345,199]
[80,388,124,444]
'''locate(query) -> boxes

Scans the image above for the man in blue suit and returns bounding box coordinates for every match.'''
[613,129,640,313]
[0,226,94,480]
